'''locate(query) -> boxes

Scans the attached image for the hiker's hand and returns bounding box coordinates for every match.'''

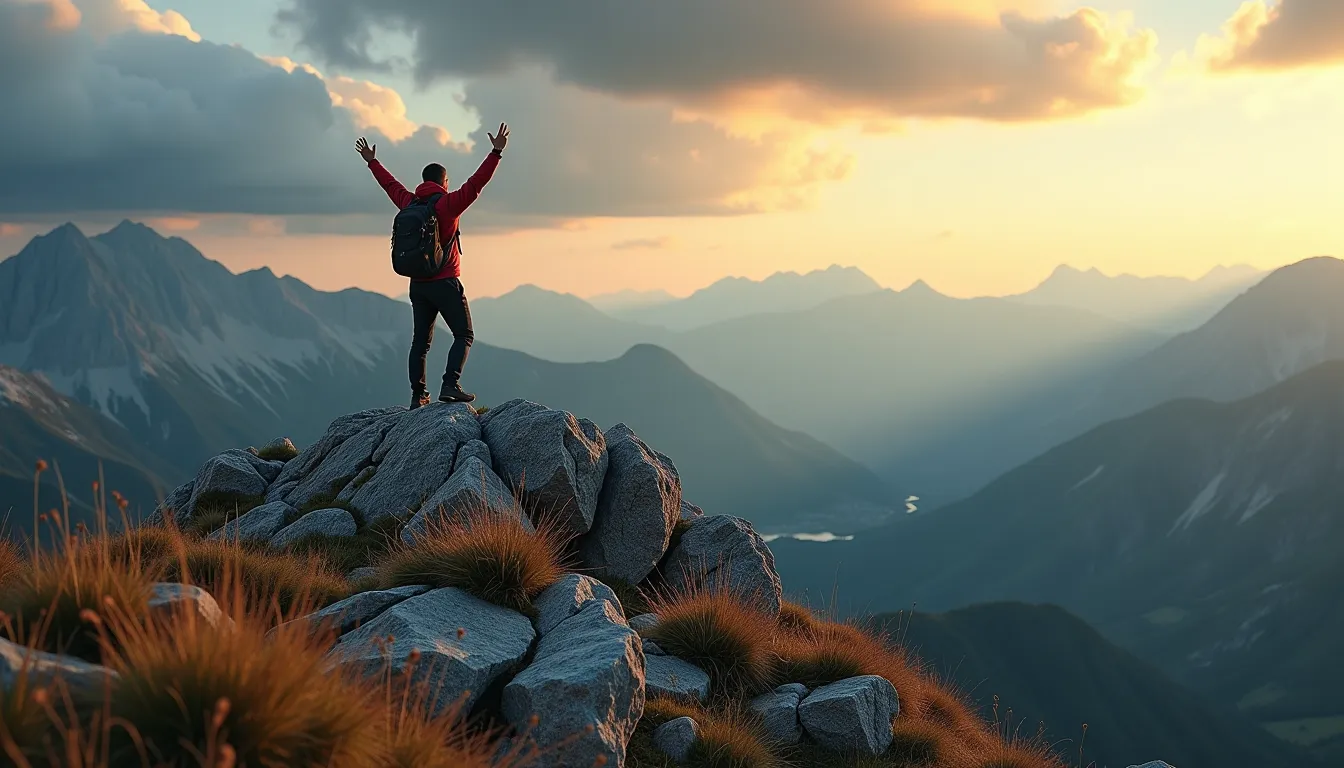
[488,123,509,152]
[355,137,377,163]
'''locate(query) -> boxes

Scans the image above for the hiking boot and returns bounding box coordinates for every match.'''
[439,385,476,404]
[409,391,432,409]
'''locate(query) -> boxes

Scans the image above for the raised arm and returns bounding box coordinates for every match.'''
[356,137,414,210]
[442,123,509,218]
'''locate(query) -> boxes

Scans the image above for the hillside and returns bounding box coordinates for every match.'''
[469,344,894,532]
[472,285,671,362]
[774,360,1344,732]
[0,366,170,536]
[1075,256,1344,426]
[883,603,1308,768]
[1006,264,1262,333]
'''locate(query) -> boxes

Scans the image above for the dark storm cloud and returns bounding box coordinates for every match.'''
[279,0,1158,122]
[0,0,847,221]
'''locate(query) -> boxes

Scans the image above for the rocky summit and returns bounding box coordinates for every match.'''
[6,398,1135,767]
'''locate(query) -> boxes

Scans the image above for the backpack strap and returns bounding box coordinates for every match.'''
[418,193,461,254]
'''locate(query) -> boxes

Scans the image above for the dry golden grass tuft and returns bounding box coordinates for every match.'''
[377,508,567,614]
[773,620,926,707]
[973,738,1067,768]
[690,708,784,768]
[887,718,975,767]
[644,584,781,696]
[100,583,378,767]
[0,528,154,663]
[158,537,350,615]
[775,600,821,637]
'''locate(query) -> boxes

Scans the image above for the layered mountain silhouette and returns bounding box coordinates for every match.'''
[775,360,1344,738]
[1006,263,1262,333]
[0,223,891,532]
[611,264,881,330]
[889,603,1308,768]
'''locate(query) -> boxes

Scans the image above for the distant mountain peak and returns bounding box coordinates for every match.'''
[900,278,944,298]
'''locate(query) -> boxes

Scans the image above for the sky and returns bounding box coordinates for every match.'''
[0,0,1341,299]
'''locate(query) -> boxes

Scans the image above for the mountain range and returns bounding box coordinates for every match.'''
[0,223,891,533]
[1005,263,1263,333]
[773,359,1344,756]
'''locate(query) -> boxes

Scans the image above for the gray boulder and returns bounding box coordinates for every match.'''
[749,684,805,746]
[187,452,268,512]
[206,501,292,542]
[628,613,660,633]
[579,424,681,584]
[150,480,195,525]
[481,399,608,538]
[642,639,666,657]
[289,585,429,640]
[336,466,376,502]
[351,403,482,523]
[328,587,534,714]
[219,448,285,484]
[264,480,298,505]
[645,654,710,703]
[653,717,699,763]
[271,508,357,548]
[502,599,643,768]
[147,583,227,630]
[454,439,492,471]
[661,515,783,618]
[776,682,809,698]
[272,406,404,491]
[531,574,622,636]
[284,414,401,511]
[0,637,116,700]
[798,676,899,756]
[400,455,525,545]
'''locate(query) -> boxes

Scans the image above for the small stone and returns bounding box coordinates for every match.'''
[147,583,228,630]
[257,437,300,462]
[347,566,378,583]
[643,639,667,656]
[798,675,899,756]
[628,613,660,632]
[749,685,803,745]
[531,573,623,636]
[645,654,710,703]
[0,638,116,701]
[288,585,430,641]
[653,716,699,763]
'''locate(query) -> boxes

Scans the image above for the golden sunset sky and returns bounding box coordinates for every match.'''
[1,0,1341,299]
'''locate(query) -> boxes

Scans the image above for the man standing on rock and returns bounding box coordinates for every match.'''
[355,124,509,407]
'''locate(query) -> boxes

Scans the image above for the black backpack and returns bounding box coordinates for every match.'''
[390,193,461,278]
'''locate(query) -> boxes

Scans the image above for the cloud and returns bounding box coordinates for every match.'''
[281,0,1158,124]
[612,236,674,251]
[1201,0,1344,71]
[0,0,853,225]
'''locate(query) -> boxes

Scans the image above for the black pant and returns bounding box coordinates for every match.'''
[409,278,474,395]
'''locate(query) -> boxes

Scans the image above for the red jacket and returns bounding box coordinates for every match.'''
[367,151,501,281]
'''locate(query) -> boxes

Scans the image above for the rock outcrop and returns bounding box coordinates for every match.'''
[328,587,535,714]
[119,400,924,766]
[661,514,783,617]
[481,399,608,538]
[798,676,900,756]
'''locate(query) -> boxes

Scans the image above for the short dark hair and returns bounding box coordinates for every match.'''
[422,163,447,184]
